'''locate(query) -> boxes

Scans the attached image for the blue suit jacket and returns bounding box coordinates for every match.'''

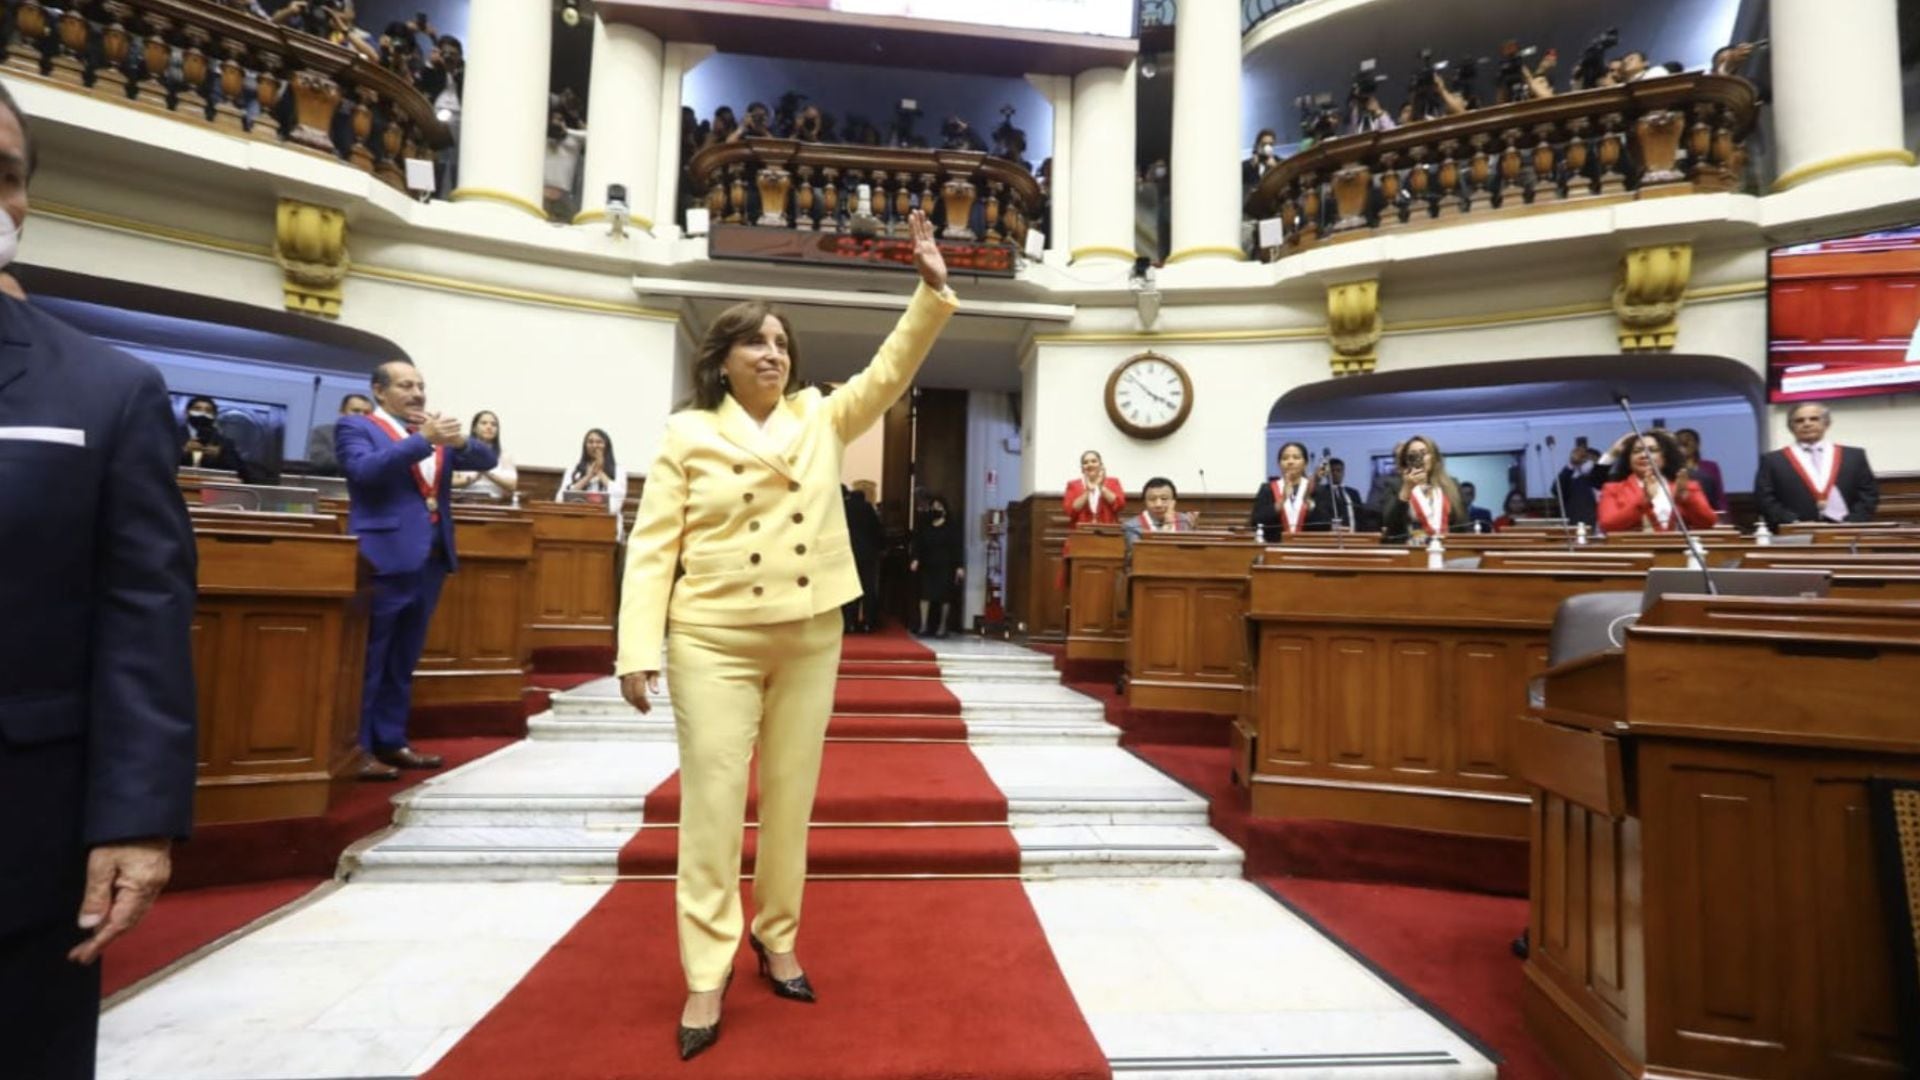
[335,413,496,575]
[0,297,198,934]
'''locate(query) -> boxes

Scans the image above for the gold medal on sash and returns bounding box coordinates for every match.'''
[425,496,438,513]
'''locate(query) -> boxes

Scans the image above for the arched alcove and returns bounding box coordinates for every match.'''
[1266,354,1765,511]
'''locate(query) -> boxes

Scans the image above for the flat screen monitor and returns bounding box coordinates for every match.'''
[728,0,1134,37]
[1768,225,1920,403]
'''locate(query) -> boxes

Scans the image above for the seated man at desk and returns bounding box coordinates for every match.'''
[1123,476,1196,556]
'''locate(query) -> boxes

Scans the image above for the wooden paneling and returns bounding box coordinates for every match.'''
[1523,597,1920,1080]
[1125,538,1260,714]
[414,513,535,707]
[191,529,364,825]
[1065,529,1128,661]
[523,503,621,656]
[1247,566,1644,838]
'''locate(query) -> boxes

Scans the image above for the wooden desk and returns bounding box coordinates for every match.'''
[522,502,621,659]
[1245,565,1645,838]
[1517,596,1920,1080]
[1126,536,1261,713]
[1064,527,1128,663]
[415,511,535,706]
[191,528,366,824]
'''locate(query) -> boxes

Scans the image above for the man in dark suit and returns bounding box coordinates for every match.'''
[841,483,883,633]
[0,83,198,1078]
[1458,482,1496,532]
[1319,457,1364,531]
[1553,441,1605,527]
[304,391,372,473]
[1754,401,1879,528]
[338,360,495,780]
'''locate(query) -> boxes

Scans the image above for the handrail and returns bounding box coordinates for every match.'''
[1246,73,1760,259]
[686,136,1044,245]
[3,0,451,191]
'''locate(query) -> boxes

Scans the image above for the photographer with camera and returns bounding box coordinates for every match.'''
[1497,41,1559,102]
[1405,51,1473,122]
[941,115,988,152]
[1345,60,1397,134]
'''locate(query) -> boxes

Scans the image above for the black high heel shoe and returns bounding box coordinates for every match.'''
[748,934,817,1003]
[677,967,733,1062]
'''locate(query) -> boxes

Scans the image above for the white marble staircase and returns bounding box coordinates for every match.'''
[347,638,1240,884]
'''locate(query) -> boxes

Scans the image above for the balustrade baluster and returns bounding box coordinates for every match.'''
[1633,108,1687,193]
[818,167,840,232]
[49,4,91,85]
[214,37,248,132]
[346,84,376,172]
[182,26,216,121]
[793,165,816,231]
[1376,151,1404,228]
[1594,111,1627,194]
[1434,139,1462,217]
[1527,121,1558,203]
[97,4,135,98]
[1494,128,1523,208]
[983,180,1003,244]
[1329,161,1371,235]
[726,163,747,224]
[1462,133,1492,214]
[940,173,977,240]
[1406,144,1433,220]
[1298,170,1323,243]
[130,12,175,110]
[1563,116,1593,196]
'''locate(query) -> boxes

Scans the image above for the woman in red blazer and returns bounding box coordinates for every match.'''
[1063,449,1125,526]
[1597,430,1717,534]
[1058,450,1124,590]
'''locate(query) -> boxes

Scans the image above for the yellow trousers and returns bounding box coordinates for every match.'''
[666,609,843,991]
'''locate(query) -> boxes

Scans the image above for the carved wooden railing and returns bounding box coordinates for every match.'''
[1247,73,1759,259]
[1,0,451,191]
[687,137,1045,246]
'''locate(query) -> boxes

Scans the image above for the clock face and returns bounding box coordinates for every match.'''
[1106,354,1192,439]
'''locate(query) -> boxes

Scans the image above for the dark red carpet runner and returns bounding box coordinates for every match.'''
[837,623,937,662]
[620,742,1019,877]
[426,880,1110,1080]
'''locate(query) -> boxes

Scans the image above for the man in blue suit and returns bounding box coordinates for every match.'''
[337,359,495,780]
[0,83,198,1077]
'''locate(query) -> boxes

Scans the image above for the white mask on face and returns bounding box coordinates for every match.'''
[0,211,20,270]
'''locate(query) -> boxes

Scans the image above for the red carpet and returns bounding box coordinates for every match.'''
[425,880,1110,1080]
[1067,679,1233,748]
[620,741,1019,877]
[1263,878,1552,1080]
[530,644,616,674]
[102,876,328,997]
[832,678,961,715]
[169,736,516,890]
[410,700,528,739]
[837,625,935,662]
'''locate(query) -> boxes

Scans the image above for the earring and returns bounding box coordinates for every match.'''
[719,373,730,388]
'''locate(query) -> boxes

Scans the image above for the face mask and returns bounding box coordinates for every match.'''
[0,211,19,270]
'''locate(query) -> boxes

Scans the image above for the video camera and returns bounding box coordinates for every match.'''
[1574,27,1619,89]
[1348,58,1386,104]
[1406,50,1449,121]
[1296,92,1339,143]
[1496,40,1544,102]
[892,98,926,148]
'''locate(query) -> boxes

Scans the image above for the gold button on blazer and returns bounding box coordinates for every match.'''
[616,282,960,674]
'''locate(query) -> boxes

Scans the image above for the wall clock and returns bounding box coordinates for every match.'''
[1103,351,1192,440]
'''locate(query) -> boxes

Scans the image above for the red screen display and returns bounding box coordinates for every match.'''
[1768,227,1920,403]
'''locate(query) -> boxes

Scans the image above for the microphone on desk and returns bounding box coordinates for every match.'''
[1197,467,1209,495]
[1540,436,1575,552]
[1319,445,1354,530]
[1612,390,1717,595]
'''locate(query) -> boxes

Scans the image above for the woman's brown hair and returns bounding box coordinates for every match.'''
[1396,433,1462,508]
[685,301,802,411]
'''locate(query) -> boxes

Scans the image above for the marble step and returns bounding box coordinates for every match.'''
[347,823,1240,883]
[963,720,1121,745]
[397,744,1202,829]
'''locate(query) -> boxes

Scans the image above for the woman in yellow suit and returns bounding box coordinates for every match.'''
[617,211,954,1060]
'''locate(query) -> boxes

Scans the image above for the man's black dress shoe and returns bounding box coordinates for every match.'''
[749,934,817,1003]
[375,746,444,770]
[678,968,733,1062]
[354,757,401,782]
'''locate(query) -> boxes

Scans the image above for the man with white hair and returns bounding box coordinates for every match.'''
[1753,401,1880,528]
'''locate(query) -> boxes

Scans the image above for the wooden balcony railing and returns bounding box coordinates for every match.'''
[2,0,451,191]
[687,137,1045,247]
[1246,73,1760,259]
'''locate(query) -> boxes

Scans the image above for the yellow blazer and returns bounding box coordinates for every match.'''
[615,282,960,674]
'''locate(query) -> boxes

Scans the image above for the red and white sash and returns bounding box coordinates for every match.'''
[1137,510,1186,533]
[368,413,447,522]
[1409,485,1448,537]
[1785,443,1842,506]
[1270,477,1313,534]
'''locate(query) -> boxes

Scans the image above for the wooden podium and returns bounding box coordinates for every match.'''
[191,526,366,823]
[1126,535,1260,713]
[523,502,621,659]
[1517,596,1920,1079]
[414,510,535,706]
[1064,526,1128,664]
[1245,565,1644,838]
